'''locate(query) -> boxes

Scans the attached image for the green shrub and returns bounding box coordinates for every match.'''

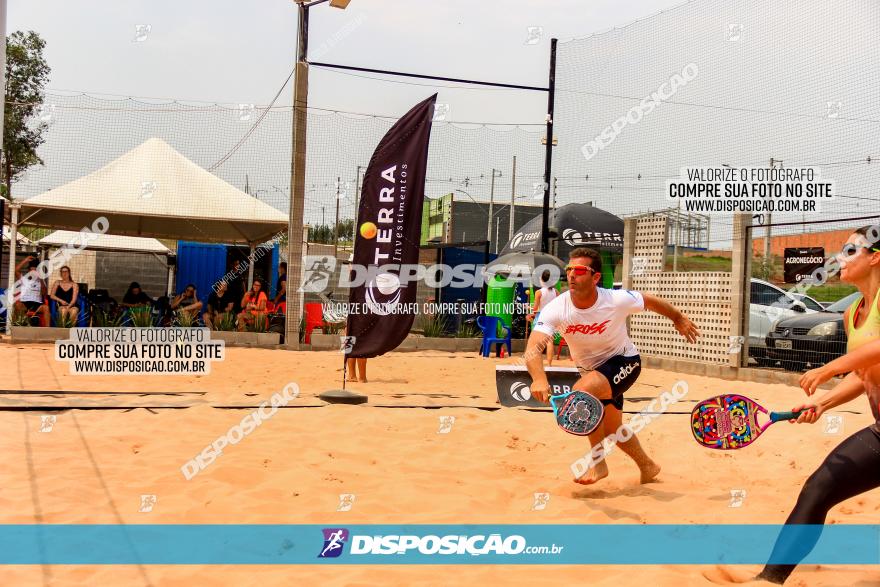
[248,312,269,333]
[419,313,448,338]
[174,309,198,328]
[213,312,236,331]
[129,307,154,327]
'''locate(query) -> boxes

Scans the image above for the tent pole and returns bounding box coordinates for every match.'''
[166,258,175,297]
[5,203,19,335]
[247,244,256,288]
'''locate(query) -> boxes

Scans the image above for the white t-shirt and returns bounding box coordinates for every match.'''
[536,285,557,312]
[532,288,644,370]
[19,270,44,303]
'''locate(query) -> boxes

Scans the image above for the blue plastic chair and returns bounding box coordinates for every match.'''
[477,315,512,358]
[49,296,89,327]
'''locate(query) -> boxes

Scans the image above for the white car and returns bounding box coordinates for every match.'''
[749,278,818,365]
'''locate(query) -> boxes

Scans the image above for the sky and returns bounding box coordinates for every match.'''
[8,0,687,123]
[7,0,880,245]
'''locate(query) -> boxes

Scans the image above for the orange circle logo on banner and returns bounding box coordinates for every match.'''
[360,222,378,239]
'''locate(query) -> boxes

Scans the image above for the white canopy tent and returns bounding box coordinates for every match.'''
[3,226,34,247]
[5,138,289,333]
[37,230,171,255]
[14,138,287,244]
[37,230,174,297]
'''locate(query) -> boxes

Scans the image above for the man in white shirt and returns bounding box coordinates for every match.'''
[14,256,49,326]
[526,247,699,485]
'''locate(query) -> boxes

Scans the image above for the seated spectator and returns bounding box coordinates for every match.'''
[205,281,235,329]
[121,282,153,308]
[171,283,203,318]
[237,278,268,331]
[274,262,287,306]
[49,266,80,324]
[14,256,49,326]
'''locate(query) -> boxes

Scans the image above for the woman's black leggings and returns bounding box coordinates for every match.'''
[759,425,880,584]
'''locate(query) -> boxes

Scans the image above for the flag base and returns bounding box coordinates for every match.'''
[319,389,368,405]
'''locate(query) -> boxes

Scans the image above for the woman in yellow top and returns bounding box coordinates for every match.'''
[751,225,880,584]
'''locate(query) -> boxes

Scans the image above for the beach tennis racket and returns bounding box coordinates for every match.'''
[691,394,803,450]
[549,390,604,436]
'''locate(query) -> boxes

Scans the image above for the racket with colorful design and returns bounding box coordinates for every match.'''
[691,394,804,449]
[550,390,604,436]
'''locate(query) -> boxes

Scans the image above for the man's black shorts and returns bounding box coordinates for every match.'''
[578,353,641,410]
[21,301,43,312]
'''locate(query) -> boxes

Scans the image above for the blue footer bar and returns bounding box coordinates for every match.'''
[0,525,877,565]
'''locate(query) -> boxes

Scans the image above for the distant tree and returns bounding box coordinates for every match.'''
[3,31,51,200]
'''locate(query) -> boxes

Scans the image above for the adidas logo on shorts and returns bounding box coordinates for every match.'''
[612,361,640,385]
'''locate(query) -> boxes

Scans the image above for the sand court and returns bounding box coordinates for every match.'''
[1,344,878,585]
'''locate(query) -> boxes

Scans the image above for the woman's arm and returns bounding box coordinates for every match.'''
[791,371,866,424]
[254,294,267,312]
[799,307,861,395]
[49,281,61,304]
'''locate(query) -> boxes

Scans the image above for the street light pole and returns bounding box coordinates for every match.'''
[487,168,500,249]
[287,0,351,349]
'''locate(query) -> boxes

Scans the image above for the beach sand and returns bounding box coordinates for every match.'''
[1,344,877,586]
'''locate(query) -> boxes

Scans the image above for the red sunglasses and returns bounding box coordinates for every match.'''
[564,264,596,277]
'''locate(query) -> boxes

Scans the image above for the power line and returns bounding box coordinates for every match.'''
[208,69,294,171]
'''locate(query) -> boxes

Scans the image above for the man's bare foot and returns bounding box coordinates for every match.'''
[574,460,609,485]
[639,460,661,484]
[359,377,367,383]
[702,565,775,584]
[346,376,357,382]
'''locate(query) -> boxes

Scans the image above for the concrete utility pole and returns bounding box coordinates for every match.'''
[765,157,780,268]
[509,156,516,241]
[487,168,500,246]
[286,0,353,348]
[334,177,340,259]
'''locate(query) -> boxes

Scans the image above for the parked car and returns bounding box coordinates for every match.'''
[790,293,825,312]
[764,291,862,371]
[749,278,818,365]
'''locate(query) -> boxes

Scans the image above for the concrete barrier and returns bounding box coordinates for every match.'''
[10,326,71,343]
